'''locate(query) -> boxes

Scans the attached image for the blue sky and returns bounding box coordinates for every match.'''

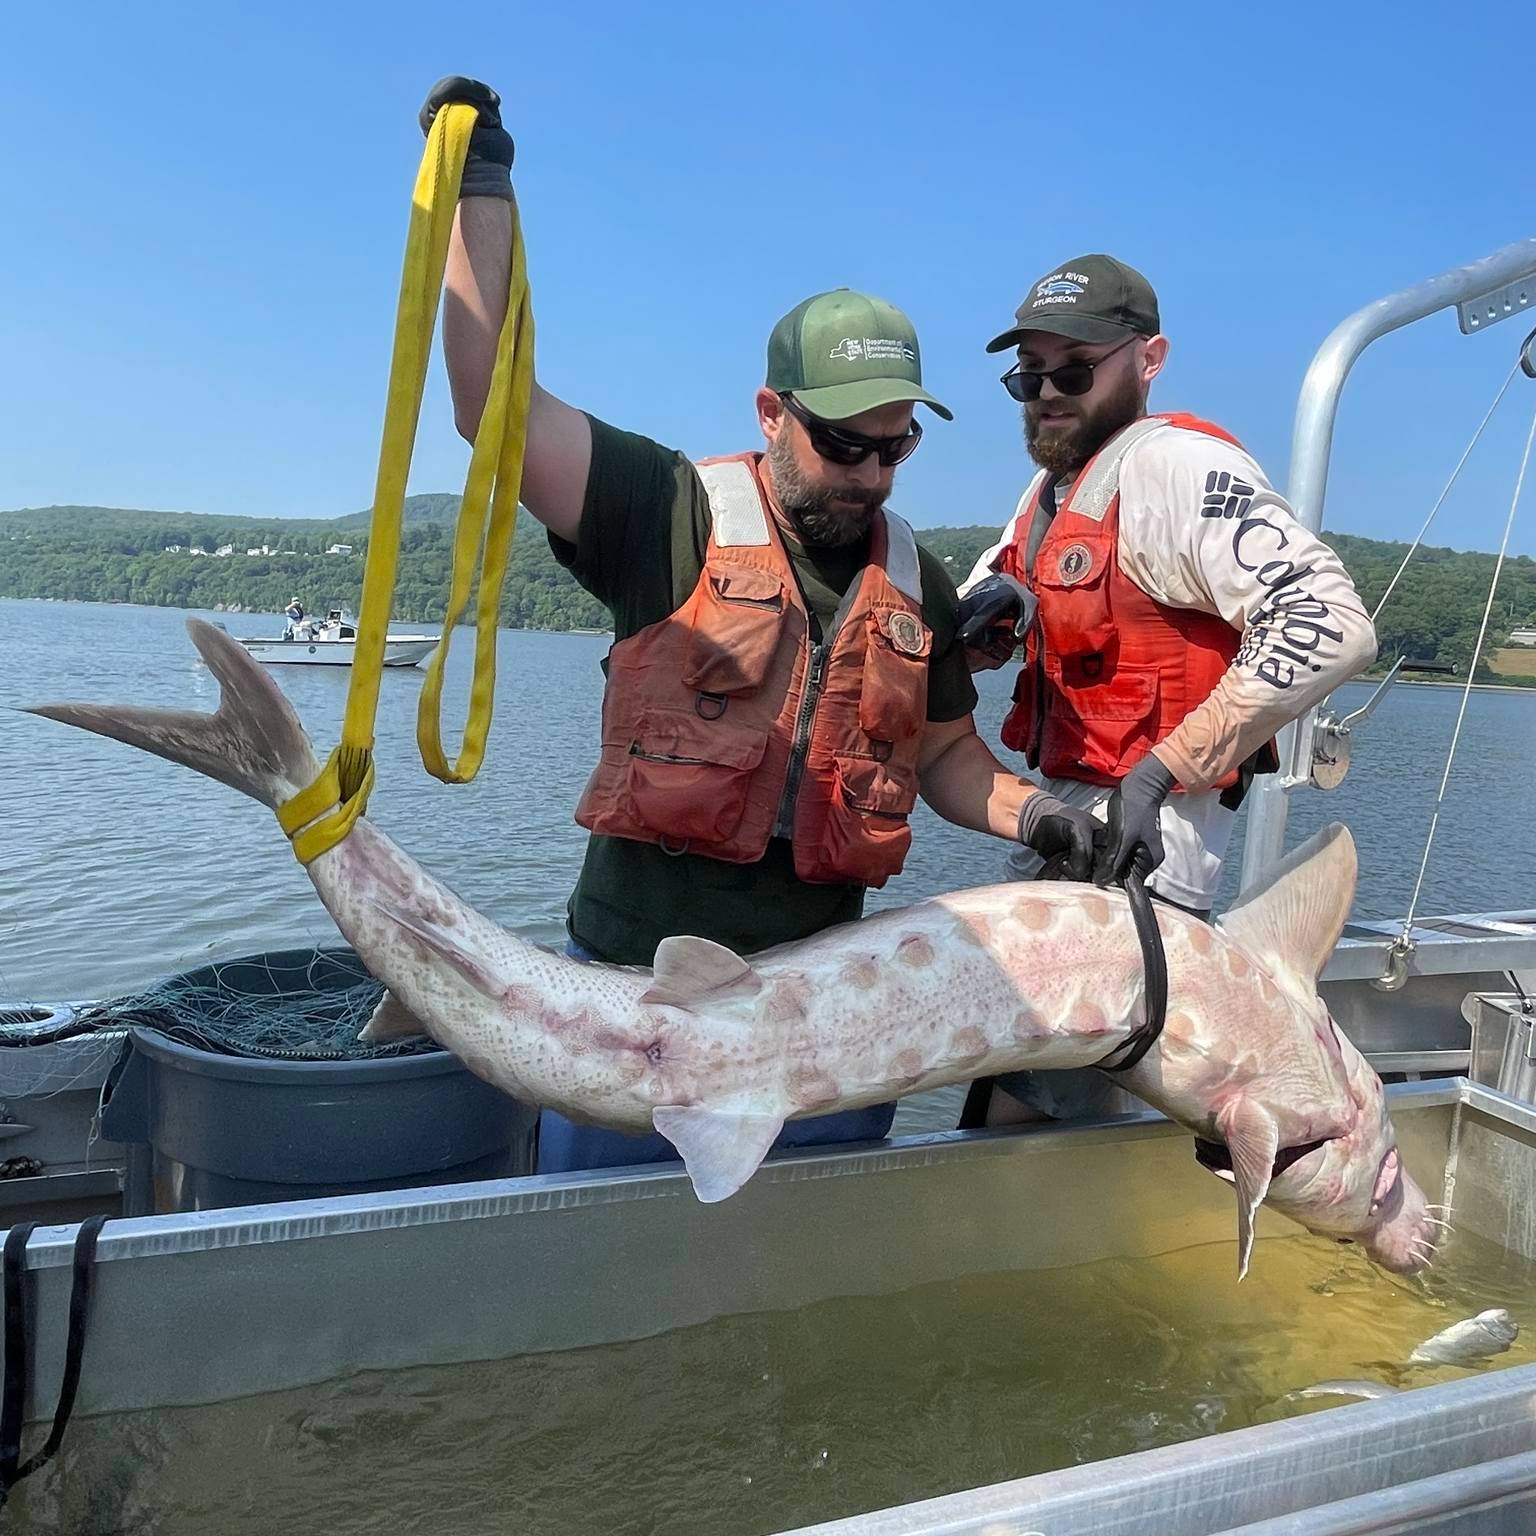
[4,1,1534,554]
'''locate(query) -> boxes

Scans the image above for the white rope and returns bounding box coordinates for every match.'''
[1400,395,1536,937]
[1371,358,1524,624]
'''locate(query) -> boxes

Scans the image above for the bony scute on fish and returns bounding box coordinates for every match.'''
[27,618,1440,1280]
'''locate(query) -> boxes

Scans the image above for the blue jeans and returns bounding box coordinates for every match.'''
[535,939,896,1175]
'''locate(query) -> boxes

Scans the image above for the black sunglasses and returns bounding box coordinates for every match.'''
[779,393,923,467]
[1000,334,1140,403]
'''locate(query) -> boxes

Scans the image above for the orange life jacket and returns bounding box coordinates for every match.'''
[574,453,931,888]
[997,413,1268,790]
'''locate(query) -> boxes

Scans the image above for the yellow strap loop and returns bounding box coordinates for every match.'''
[281,102,531,864]
[416,200,532,783]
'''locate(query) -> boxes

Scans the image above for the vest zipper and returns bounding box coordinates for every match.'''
[775,640,828,839]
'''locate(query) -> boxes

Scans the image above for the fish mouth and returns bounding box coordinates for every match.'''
[1194,1135,1333,1181]
[1360,1161,1438,1274]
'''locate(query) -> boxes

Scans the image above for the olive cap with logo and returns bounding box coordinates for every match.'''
[767,288,953,422]
[985,254,1161,352]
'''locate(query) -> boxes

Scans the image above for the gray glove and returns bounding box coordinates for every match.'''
[1094,753,1177,887]
[1017,792,1098,882]
[419,77,516,202]
[956,572,1037,653]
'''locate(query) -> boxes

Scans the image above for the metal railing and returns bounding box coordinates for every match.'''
[1238,238,1536,895]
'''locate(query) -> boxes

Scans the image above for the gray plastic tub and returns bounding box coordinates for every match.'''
[100,1026,537,1214]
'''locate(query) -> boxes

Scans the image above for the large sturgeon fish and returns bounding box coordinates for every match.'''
[30,620,1436,1278]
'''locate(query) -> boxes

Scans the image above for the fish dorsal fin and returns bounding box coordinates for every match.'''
[653,1106,784,1202]
[641,936,762,1010]
[1217,1097,1280,1281]
[1217,822,1357,991]
[359,991,428,1044]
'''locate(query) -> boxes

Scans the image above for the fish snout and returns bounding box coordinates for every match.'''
[1362,1166,1438,1274]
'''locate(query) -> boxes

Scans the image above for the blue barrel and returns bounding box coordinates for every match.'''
[100,947,537,1215]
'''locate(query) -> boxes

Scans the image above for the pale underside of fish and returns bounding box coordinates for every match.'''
[1290,1306,1520,1401]
[1288,1380,1403,1402]
[26,619,1439,1279]
[1408,1307,1518,1365]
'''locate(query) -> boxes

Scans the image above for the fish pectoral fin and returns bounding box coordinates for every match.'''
[358,991,428,1044]
[641,936,763,1011]
[367,898,498,996]
[1217,1097,1281,1282]
[652,1105,784,1203]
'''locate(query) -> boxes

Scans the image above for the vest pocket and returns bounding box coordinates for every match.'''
[1034,536,1116,658]
[621,707,770,845]
[818,755,916,887]
[1045,662,1158,776]
[858,606,931,743]
[681,566,787,696]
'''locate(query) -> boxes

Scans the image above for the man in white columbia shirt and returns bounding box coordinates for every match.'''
[955,253,1377,1128]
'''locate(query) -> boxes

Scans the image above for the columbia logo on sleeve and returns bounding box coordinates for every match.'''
[1201,470,1256,519]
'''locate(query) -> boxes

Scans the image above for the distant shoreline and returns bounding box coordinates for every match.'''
[1388,679,1536,695]
[0,595,612,638]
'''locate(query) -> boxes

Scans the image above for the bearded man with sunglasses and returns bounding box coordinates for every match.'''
[955,253,1376,1129]
[427,77,1100,1174]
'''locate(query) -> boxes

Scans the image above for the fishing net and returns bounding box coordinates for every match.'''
[2,948,439,1062]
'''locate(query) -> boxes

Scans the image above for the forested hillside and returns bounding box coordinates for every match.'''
[5,499,1536,677]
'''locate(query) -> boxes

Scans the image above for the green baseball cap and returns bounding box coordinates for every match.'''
[767,288,953,422]
[985,254,1161,352]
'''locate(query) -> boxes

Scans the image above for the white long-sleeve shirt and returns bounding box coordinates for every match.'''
[962,422,1377,797]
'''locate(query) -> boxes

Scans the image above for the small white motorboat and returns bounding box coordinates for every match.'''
[237,610,438,668]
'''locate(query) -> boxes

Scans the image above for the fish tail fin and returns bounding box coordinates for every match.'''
[27,618,321,811]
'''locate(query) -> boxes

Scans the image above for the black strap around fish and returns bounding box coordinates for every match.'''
[956,862,1169,1129]
[1093,868,1168,1074]
[0,1215,106,1510]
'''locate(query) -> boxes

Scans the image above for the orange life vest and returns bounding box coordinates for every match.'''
[997,413,1268,790]
[574,453,931,888]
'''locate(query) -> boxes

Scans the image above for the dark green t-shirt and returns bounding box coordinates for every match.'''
[551,415,978,966]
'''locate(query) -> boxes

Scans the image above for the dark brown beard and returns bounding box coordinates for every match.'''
[1024,367,1147,475]
[764,431,884,548]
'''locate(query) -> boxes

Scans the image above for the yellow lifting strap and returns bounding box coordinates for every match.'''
[279,103,534,866]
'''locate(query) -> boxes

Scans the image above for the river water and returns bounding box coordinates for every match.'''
[1,597,1533,1005]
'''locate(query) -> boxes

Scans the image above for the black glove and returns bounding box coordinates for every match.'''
[1094,753,1177,887]
[956,572,1037,655]
[1017,792,1098,882]
[419,76,516,202]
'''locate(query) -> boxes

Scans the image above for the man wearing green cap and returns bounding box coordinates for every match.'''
[955,253,1376,1128]
[422,78,1100,1173]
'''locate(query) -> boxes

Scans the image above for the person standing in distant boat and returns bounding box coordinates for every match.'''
[284,598,306,640]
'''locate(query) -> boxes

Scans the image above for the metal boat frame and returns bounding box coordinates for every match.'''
[4,239,1536,1532]
[6,1079,1536,1534]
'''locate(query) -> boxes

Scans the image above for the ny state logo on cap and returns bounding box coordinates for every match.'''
[828,337,917,364]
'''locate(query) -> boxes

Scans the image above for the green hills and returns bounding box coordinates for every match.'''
[4,498,1536,679]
